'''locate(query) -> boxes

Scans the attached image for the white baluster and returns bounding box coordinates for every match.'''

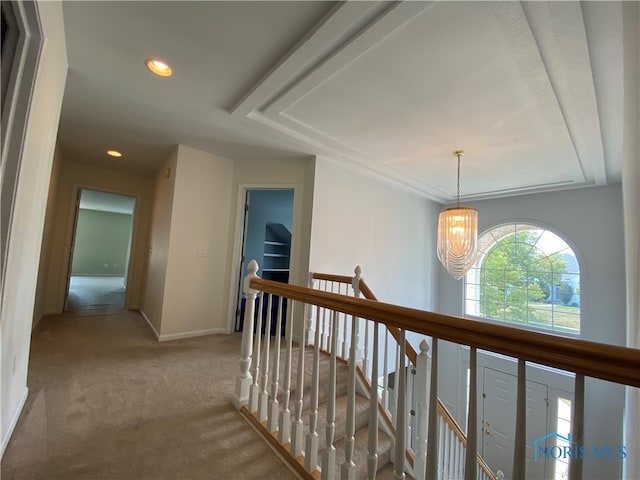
[394,328,407,479]
[464,346,478,480]
[568,374,585,480]
[352,266,362,363]
[340,284,348,359]
[456,436,463,480]
[306,274,316,345]
[363,319,370,379]
[512,359,526,479]
[392,340,401,424]
[442,430,450,478]
[233,260,259,409]
[341,311,359,480]
[278,299,294,444]
[382,328,390,411]
[413,340,430,480]
[426,338,439,479]
[321,311,339,480]
[406,365,414,452]
[305,304,322,473]
[321,283,329,351]
[291,301,307,458]
[320,282,327,350]
[438,417,445,476]
[268,296,284,433]
[367,321,380,480]
[453,435,460,480]
[249,291,265,413]
[258,293,273,422]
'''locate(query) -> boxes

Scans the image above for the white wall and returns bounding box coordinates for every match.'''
[141,150,177,336]
[142,150,315,339]
[308,157,440,374]
[41,160,154,314]
[33,144,63,329]
[159,145,234,338]
[436,184,626,479]
[309,157,439,312]
[0,0,67,456]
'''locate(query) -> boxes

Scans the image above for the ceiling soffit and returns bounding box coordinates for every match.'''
[231,1,616,203]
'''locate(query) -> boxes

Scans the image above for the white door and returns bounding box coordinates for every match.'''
[481,367,549,479]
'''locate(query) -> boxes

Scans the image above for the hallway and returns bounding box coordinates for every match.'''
[1,311,297,480]
[66,275,126,312]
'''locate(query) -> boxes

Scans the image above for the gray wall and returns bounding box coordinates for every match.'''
[71,209,133,275]
[436,183,626,479]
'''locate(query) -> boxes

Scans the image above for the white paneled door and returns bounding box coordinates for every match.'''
[481,367,549,479]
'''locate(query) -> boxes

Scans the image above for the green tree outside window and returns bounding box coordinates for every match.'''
[466,224,580,333]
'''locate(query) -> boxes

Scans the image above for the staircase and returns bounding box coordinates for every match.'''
[301,348,395,479]
[234,263,500,479]
[241,342,396,479]
[234,262,640,480]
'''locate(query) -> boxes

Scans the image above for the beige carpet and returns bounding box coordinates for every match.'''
[1,310,298,480]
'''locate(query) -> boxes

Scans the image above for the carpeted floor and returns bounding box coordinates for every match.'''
[1,310,298,480]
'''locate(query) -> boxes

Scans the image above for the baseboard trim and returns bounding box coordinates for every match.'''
[139,309,160,340]
[158,328,226,342]
[1,386,29,458]
[138,310,225,342]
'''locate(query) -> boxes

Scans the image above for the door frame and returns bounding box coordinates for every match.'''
[1,0,43,298]
[226,183,297,334]
[60,184,141,312]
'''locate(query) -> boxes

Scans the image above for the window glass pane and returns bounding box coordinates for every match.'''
[465,223,580,334]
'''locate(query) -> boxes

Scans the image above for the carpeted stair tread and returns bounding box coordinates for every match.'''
[333,423,394,480]
[301,392,370,448]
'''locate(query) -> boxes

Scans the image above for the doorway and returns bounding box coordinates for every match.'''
[65,189,136,313]
[234,189,294,332]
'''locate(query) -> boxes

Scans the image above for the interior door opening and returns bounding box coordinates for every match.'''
[64,189,136,314]
[234,188,294,332]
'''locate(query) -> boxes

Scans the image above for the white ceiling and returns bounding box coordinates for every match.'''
[58,1,635,203]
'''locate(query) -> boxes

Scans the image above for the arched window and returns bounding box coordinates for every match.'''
[465,223,580,334]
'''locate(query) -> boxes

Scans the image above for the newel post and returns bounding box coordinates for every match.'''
[233,260,259,409]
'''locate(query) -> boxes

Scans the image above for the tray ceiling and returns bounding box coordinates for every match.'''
[59,1,633,203]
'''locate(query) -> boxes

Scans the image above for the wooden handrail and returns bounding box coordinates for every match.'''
[251,277,640,388]
[311,272,352,284]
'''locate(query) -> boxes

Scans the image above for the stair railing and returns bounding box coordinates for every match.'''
[310,267,498,480]
[233,260,640,480]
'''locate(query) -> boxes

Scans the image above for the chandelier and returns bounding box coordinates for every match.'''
[437,150,478,279]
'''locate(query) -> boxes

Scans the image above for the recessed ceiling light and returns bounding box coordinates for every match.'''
[146,58,172,77]
[107,150,122,158]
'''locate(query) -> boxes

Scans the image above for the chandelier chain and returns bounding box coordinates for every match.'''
[456,152,461,208]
